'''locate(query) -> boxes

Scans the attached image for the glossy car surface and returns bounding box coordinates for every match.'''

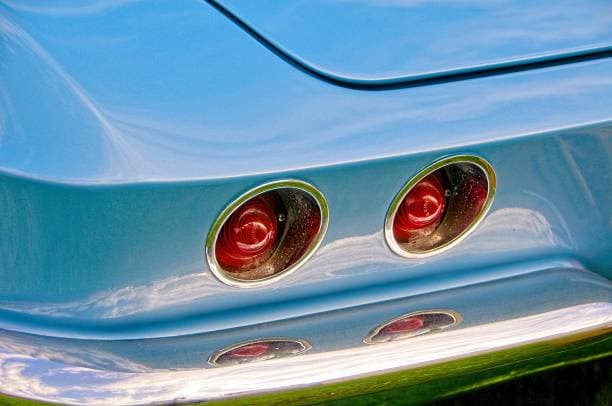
[0,1,610,404]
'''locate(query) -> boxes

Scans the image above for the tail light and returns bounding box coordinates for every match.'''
[393,173,447,242]
[364,310,461,344]
[207,180,328,287]
[386,156,495,256]
[215,195,280,271]
[209,338,311,367]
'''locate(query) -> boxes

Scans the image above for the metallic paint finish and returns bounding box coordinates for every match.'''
[0,1,610,403]
[0,16,611,335]
[209,0,612,87]
[206,180,329,288]
[384,155,496,257]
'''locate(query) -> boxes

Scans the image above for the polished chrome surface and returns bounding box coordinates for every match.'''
[206,180,329,288]
[385,155,496,258]
[0,302,609,405]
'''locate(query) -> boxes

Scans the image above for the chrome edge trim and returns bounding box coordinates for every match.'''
[0,302,610,405]
[205,179,329,288]
[208,337,312,366]
[384,155,497,258]
[363,309,463,344]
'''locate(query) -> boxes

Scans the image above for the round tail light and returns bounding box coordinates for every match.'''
[207,180,328,287]
[393,173,447,242]
[386,156,495,256]
[215,195,279,271]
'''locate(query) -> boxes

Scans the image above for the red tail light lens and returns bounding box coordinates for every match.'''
[216,196,279,271]
[386,157,495,255]
[208,181,328,286]
[393,174,446,242]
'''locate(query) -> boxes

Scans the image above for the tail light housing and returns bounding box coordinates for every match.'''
[385,156,495,256]
[207,180,328,287]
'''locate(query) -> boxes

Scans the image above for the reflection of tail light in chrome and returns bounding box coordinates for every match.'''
[386,156,495,256]
[209,338,311,367]
[228,342,270,358]
[207,180,328,287]
[381,315,425,334]
[364,310,461,344]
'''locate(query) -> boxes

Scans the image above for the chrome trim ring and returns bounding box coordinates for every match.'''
[385,155,496,258]
[206,180,329,288]
[363,309,463,344]
[208,337,312,367]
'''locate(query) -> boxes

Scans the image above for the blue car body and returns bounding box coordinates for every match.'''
[0,0,610,404]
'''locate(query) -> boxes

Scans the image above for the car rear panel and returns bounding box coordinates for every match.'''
[0,0,610,404]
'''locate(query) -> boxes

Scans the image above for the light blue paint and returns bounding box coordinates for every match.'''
[211,0,612,85]
[0,0,610,344]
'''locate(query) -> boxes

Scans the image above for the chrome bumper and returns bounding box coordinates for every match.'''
[0,303,612,405]
[0,301,610,405]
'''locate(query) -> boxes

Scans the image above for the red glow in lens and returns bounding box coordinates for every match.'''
[381,316,425,334]
[394,174,446,241]
[228,342,270,359]
[216,196,278,271]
